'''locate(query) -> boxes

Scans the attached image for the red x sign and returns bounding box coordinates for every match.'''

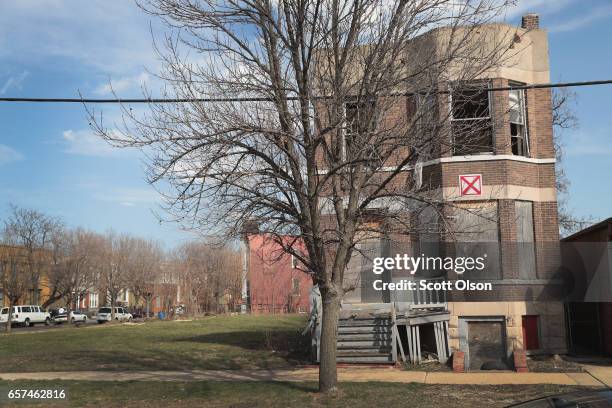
[459,174,482,196]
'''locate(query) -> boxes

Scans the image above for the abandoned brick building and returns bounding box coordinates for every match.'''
[311,13,566,369]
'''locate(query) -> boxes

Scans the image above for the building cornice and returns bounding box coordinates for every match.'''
[316,155,556,175]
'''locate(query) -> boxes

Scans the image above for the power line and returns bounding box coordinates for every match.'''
[1,80,611,104]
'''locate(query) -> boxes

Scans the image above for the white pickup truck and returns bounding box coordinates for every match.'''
[0,305,51,327]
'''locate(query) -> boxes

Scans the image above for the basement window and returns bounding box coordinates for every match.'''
[450,84,493,155]
[509,87,529,156]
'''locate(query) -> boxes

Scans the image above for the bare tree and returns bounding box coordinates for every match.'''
[3,204,62,306]
[43,227,71,309]
[92,0,519,392]
[551,88,592,236]
[173,241,241,314]
[47,229,101,323]
[98,232,132,320]
[126,238,163,316]
[0,246,30,332]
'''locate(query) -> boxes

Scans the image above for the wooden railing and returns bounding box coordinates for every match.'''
[412,277,447,309]
[390,277,448,311]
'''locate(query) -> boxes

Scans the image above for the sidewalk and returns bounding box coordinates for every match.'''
[0,367,607,386]
[581,365,612,387]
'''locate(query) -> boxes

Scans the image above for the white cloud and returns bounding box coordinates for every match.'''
[549,5,612,33]
[62,129,131,158]
[94,72,151,96]
[504,0,573,20]
[91,186,160,206]
[0,144,24,165]
[74,180,160,207]
[0,71,29,94]
[0,1,161,76]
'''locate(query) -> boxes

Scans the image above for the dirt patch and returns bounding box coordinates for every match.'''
[527,355,584,373]
[403,361,451,372]
[404,354,586,374]
[419,384,595,407]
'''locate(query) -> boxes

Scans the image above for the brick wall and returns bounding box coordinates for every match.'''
[525,87,555,159]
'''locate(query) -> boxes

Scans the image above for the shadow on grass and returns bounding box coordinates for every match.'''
[172,330,311,364]
[0,343,308,372]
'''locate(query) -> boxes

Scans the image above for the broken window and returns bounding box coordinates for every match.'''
[450,84,493,155]
[344,100,376,161]
[509,87,529,156]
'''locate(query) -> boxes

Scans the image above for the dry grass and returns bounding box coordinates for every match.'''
[0,314,309,372]
[0,380,593,408]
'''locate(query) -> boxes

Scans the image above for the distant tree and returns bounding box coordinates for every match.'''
[173,242,241,314]
[126,238,163,316]
[551,88,593,236]
[46,229,102,322]
[0,246,29,333]
[2,204,62,305]
[42,228,71,309]
[98,232,132,320]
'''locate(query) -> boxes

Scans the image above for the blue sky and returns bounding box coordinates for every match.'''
[0,0,611,247]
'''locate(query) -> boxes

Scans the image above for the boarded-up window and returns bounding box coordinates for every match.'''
[345,219,389,303]
[450,202,501,279]
[417,205,443,278]
[515,201,536,278]
[467,320,508,370]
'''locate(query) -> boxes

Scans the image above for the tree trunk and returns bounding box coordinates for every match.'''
[41,291,62,309]
[5,302,13,333]
[318,289,341,394]
[66,296,73,325]
[111,297,116,321]
[146,300,151,319]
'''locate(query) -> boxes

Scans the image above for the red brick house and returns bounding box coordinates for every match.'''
[242,234,312,314]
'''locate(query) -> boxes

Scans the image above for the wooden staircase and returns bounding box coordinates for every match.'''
[337,313,395,363]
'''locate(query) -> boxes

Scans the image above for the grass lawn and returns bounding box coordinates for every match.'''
[0,380,593,408]
[0,314,309,372]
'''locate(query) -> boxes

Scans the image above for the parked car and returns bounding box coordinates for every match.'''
[175,305,186,315]
[0,305,50,327]
[507,389,612,407]
[129,309,145,319]
[52,310,88,324]
[49,308,61,320]
[96,307,133,323]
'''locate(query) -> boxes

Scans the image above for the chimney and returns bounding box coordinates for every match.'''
[521,13,540,30]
